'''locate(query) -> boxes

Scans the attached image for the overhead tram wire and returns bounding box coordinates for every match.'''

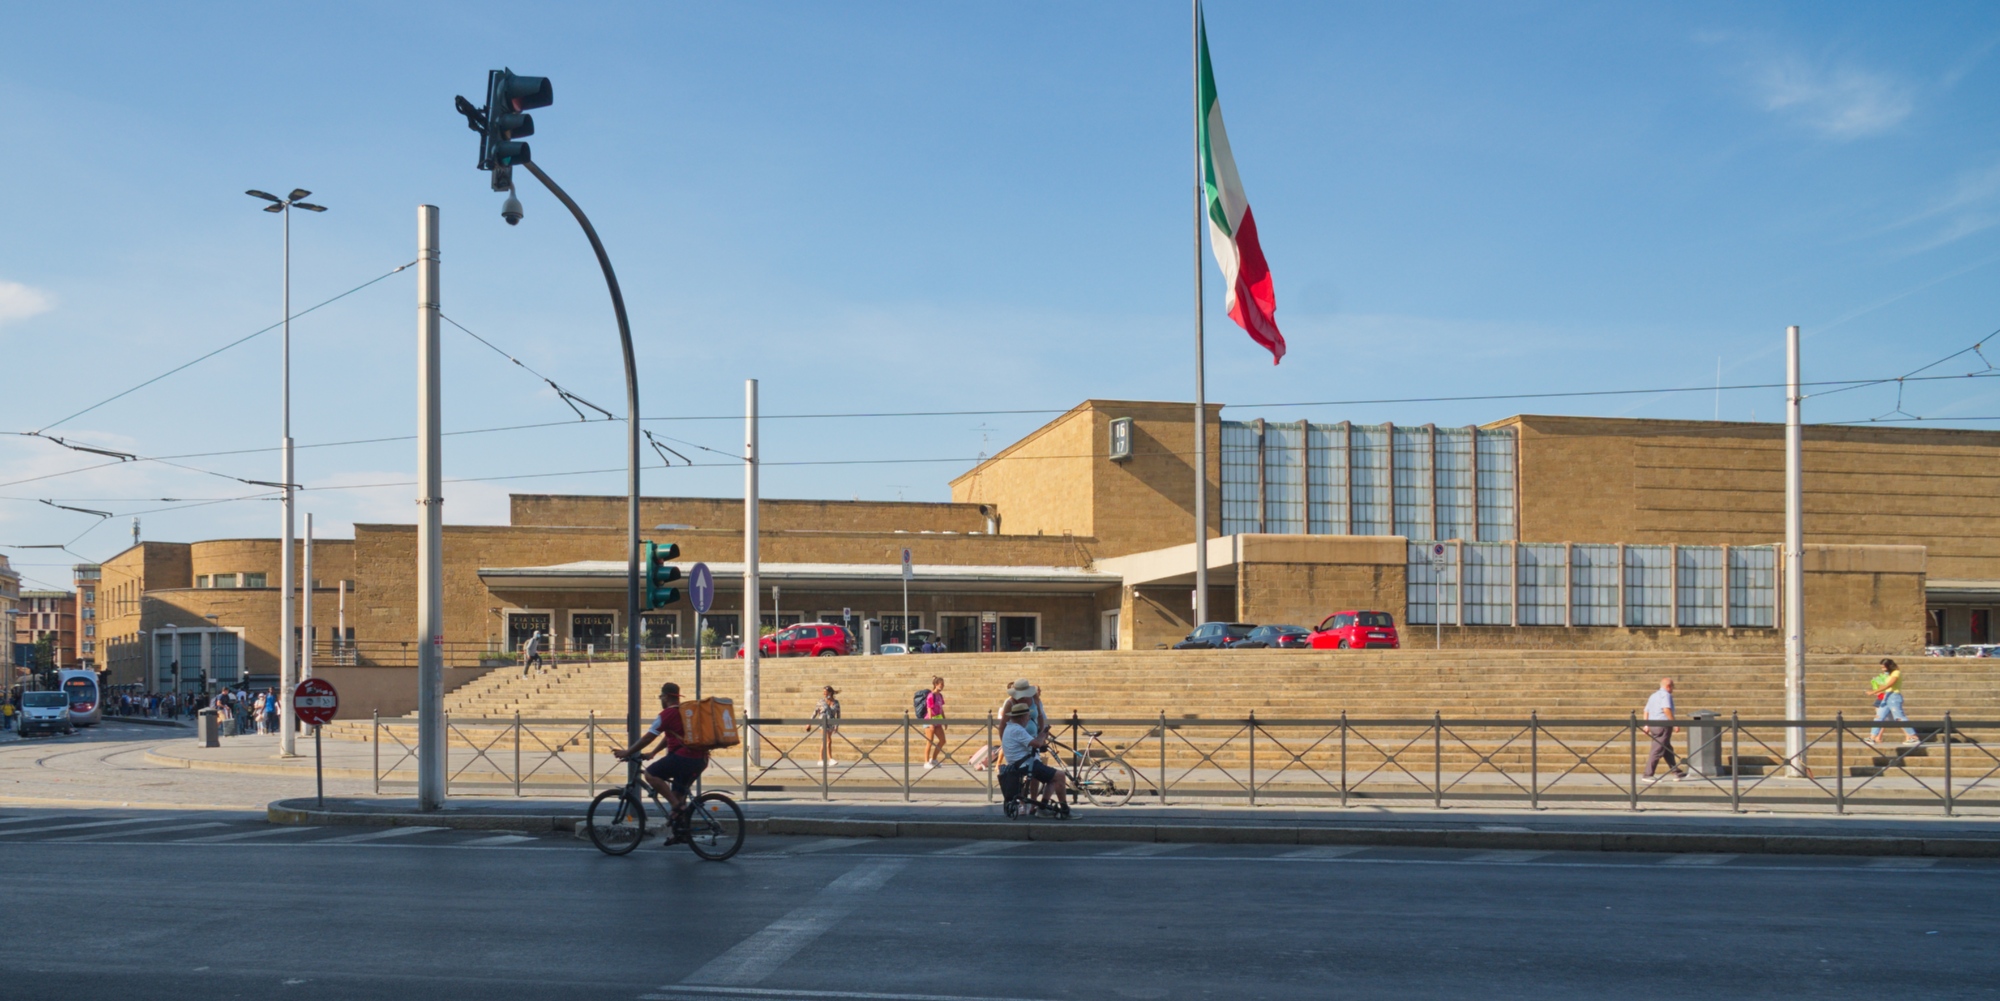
[32,260,418,435]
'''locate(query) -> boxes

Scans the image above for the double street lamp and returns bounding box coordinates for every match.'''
[245,188,325,758]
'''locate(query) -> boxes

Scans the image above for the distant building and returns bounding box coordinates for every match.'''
[17,590,76,670]
[73,564,100,669]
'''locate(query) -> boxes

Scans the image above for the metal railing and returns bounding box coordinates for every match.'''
[364,711,2000,815]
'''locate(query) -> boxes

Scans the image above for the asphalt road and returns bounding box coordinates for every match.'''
[2,809,1996,1000]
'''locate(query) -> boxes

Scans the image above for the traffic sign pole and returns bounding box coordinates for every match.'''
[293,678,339,808]
[689,563,714,700]
[902,548,912,650]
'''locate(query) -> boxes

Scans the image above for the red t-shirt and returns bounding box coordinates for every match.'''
[648,707,708,760]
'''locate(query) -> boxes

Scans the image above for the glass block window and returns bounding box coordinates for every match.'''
[1676,546,1724,627]
[1220,422,1260,535]
[210,632,239,680]
[1307,423,1349,534]
[1517,543,1567,625]
[212,573,237,589]
[1464,542,1513,625]
[1263,421,1305,535]
[1623,545,1673,627]
[1405,541,1459,625]
[1392,426,1434,540]
[1350,425,1392,535]
[1570,544,1620,626]
[1476,429,1516,541]
[154,633,174,683]
[1729,546,1777,628]
[1434,428,1475,542]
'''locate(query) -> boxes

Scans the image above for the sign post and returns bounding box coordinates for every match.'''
[293,678,339,808]
[1429,544,1448,650]
[688,563,714,700]
[901,548,913,650]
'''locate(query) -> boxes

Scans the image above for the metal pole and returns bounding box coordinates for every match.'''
[744,379,761,765]
[514,711,522,797]
[1944,712,1954,816]
[1835,711,1844,813]
[1160,710,1169,807]
[1190,0,1209,628]
[315,725,323,808]
[280,200,298,758]
[301,513,314,682]
[1339,710,1348,808]
[1433,710,1442,809]
[1530,711,1539,811]
[986,712,995,803]
[372,708,380,795]
[415,204,447,811]
[902,711,912,802]
[1784,324,1807,775]
[588,709,595,791]
[1247,710,1256,807]
[519,160,643,777]
[1730,711,1741,812]
[337,579,346,665]
[1628,712,1639,811]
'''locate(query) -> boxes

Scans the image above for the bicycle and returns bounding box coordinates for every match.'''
[1048,728,1140,807]
[586,770,745,861]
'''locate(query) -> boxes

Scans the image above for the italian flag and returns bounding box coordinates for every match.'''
[1199,12,1286,365]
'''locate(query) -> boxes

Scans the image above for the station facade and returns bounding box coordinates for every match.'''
[93,399,2000,691]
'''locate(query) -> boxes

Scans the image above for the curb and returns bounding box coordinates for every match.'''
[262,801,2000,857]
[145,749,377,780]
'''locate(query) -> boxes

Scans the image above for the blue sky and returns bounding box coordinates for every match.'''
[2,2,1998,586]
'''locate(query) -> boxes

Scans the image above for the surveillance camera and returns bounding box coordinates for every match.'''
[501,191,524,226]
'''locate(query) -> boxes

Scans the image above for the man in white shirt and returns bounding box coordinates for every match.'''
[522,631,545,676]
[1002,702,1068,817]
[1643,677,1687,781]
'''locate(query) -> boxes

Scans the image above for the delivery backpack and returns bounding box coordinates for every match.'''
[912,690,930,719]
[677,697,740,751]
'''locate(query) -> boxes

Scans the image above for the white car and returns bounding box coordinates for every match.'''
[17,691,74,737]
[878,643,909,655]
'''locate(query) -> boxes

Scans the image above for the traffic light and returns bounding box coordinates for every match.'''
[643,540,683,610]
[456,68,553,192]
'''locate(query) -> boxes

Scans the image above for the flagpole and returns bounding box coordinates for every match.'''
[1190,0,1210,629]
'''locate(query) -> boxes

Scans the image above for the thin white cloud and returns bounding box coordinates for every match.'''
[1885,160,2000,254]
[0,281,55,328]
[1752,55,1913,139]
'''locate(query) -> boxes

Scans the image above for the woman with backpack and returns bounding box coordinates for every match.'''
[921,676,946,769]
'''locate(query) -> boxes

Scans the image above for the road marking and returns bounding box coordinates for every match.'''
[772,837,873,856]
[0,817,159,837]
[51,822,228,842]
[1660,854,1737,866]
[1866,858,1939,869]
[459,834,539,846]
[178,826,322,844]
[932,841,1030,856]
[680,859,908,987]
[1098,843,1192,857]
[1477,825,1535,832]
[0,816,65,827]
[1462,850,1552,863]
[1280,846,1369,859]
[316,825,448,845]
[645,987,1059,1001]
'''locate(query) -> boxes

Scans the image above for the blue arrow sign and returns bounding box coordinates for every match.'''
[689,562,715,614]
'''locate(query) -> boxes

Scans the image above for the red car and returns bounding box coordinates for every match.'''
[737,622,852,657]
[1310,611,1399,650]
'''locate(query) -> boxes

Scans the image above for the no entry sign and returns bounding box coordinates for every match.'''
[294,678,339,727]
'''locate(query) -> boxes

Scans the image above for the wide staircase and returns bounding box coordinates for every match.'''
[329,650,1999,784]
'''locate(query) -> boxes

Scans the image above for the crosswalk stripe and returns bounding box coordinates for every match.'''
[178,826,321,844]
[317,825,447,845]
[459,834,539,846]
[51,822,229,842]
[1098,842,1192,857]
[0,817,159,837]
[1660,854,1737,866]
[933,840,1030,856]
[1865,857,1939,869]
[773,837,874,856]
[1463,850,1552,863]
[0,816,65,827]
[1280,846,1369,859]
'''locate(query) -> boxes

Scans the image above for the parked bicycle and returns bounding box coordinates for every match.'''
[586,772,744,861]
[1048,726,1141,807]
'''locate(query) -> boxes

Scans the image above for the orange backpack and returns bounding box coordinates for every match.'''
[677,697,740,750]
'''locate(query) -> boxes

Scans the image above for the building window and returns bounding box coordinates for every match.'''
[83,590,93,604]
[84,625,94,638]
[211,632,239,681]
[1676,546,1724,627]
[1434,428,1475,542]
[1107,417,1133,461]
[81,641,93,654]
[1392,426,1434,541]
[1727,547,1776,628]
[211,574,237,589]
[1517,544,1566,625]
[1219,423,1260,535]
[195,576,209,588]
[1262,421,1305,535]
[1463,543,1512,624]
[640,612,680,652]
[1974,610,1992,645]
[1569,545,1620,626]
[1306,423,1349,534]
[1623,545,1673,627]
[1405,542,1458,625]
[1350,425,1392,535]
[244,572,267,588]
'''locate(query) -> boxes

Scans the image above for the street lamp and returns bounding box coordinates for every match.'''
[245,187,325,759]
[163,623,179,696]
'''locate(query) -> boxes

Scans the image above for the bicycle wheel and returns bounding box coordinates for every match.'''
[1081,756,1137,807]
[586,787,647,856]
[684,792,745,861]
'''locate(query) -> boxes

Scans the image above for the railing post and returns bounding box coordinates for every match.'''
[1944,712,1954,817]
[822,715,830,801]
[514,711,522,798]
[1628,711,1638,811]
[443,710,450,798]
[1159,710,1169,807]
[1835,711,1844,814]
[588,709,595,793]
[740,717,750,802]
[1248,710,1257,807]
[986,712,995,804]
[1730,711,1741,813]
[372,709,380,795]
[1339,710,1348,808]
[1529,710,1539,811]
[1431,711,1443,809]
[903,711,912,803]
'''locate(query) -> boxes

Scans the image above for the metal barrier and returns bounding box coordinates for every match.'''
[366,711,2000,814]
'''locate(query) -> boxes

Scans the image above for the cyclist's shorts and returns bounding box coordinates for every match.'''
[645,754,708,796]
[1006,759,1058,784]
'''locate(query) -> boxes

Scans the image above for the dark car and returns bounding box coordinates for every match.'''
[1310,610,1400,650]
[1173,622,1258,649]
[1235,624,1311,649]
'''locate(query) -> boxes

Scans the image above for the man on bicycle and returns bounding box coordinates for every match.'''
[1002,701,1069,818]
[611,682,709,842]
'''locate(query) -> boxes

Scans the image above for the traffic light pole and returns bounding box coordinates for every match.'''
[520,160,643,763]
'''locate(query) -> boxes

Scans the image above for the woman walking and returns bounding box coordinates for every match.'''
[922,676,947,769]
[809,686,842,765]
[1867,658,1921,745]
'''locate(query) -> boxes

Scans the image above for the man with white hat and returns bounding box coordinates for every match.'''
[1002,700,1068,818]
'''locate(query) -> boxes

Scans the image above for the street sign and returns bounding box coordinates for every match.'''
[902,548,913,582]
[1430,543,1448,570]
[689,562,715,614]
[294,678,339,727]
